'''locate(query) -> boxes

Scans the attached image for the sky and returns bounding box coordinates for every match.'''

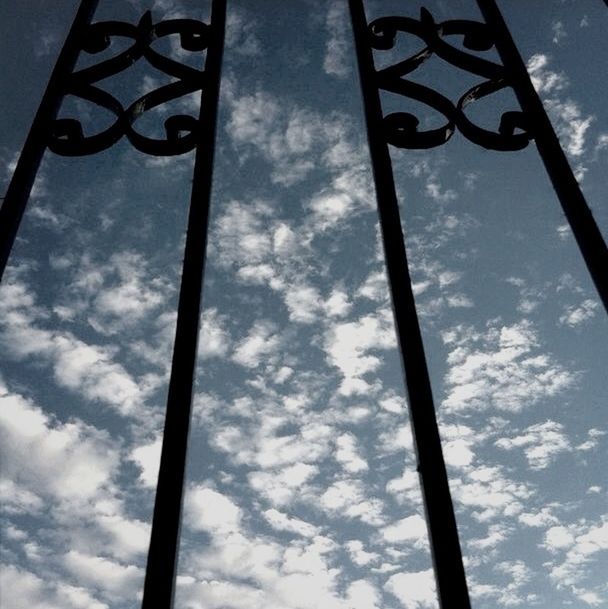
[0,1,607,608]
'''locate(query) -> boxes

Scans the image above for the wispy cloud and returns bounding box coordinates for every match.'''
[323,0,351,79]
[441,319,577,414]
[527,54,594,160]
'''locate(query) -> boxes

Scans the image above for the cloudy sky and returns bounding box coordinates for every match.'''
[1,1,607,608]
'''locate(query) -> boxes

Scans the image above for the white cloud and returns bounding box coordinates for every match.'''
[199,307,231,358]
[545,97,593,157]
[63,550,143,599]
[225,7,261,57]
[345,540,380,566]
[425,175,457,203]
[309,192,354,230]
[60,251,170,335]
[551,20,567,44]
[28,203,69,230]
[378,424,414,455]
[443,438,475,468]
[384,569,437,609]
[357,271,388,302]
[379,392,404,414]
[211,199,274,269]
[451,465,533,522]
[284,284,322,323]
[0,278,149,416]
[0,478,44,514]
[95,512,150,561]
[527,54,569,94]
[211,410,334,474]
[467,523,511,552]
[176,515,361,609]
[0,379,151,577]
[0,382,119,506]
[51,336,144,415]
[495,420,571,469]
[492,560,534,606]
[324,308,396,396]
[576,428,606,452]
[185,486,242,534]
[273,223,299,256]
[324,288,352,318]
[380,514,428,546]
[323,1,350,79]
[129,436,162,487]
[544,525,576,552]
[249,463,319,506]
[224,84,373,220]
[0,565,109,609]
[518,508,559,528]
[542,517,608,605]
[346,580,381,609]
[263,509,319,538]
[232,320,282,368]
[175,578,268,609]
[225,93,329,186]
[275,366,294,384]
[319,479,384,525]
[442,320,576,414]
[335,432,368,473]
[527,54,594,159]
[594,132,608,155]
[559,299,599,327]
[386,468,422,507]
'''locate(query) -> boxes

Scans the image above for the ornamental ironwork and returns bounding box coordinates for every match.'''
[49,11,210,157]
[349,1,608,608]
[1,2,606,609]
[368,8,531,151]
[0,2,227,608]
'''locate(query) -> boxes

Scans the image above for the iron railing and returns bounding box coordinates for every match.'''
[348,1,608,607]
[1,1,606,608]
[0,1,226,606]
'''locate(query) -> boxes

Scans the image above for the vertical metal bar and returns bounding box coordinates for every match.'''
[140,0,226,607]
[476,0,608,314]
[348,1,471,608]
[0,0,100,282]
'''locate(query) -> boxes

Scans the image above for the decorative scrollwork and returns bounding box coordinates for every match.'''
[49,12,209,156]
[369,8,531,151]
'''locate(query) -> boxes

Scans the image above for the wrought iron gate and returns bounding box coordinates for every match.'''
[1,1,606,608]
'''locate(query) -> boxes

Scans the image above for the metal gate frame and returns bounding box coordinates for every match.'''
[1,1,606,607]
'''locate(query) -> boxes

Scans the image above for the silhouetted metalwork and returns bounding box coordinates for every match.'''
[349,2,472,608]
[0,0,100,281]
[368,9,531,151]
[475,0,608,313]
[350,1,608,607]
[350,1,608,314]
[49,11,209,157]
[0,2,227,607]
[141,3,226,607]
[3,3,606,608]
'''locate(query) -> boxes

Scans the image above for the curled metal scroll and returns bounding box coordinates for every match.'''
[369,8,531,151]
[49,12,209,156]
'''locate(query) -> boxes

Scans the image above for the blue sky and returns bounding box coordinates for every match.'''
[0,1,607,608]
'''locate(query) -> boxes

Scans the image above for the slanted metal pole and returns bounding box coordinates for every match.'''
[0,0,100,281]
[477,0,608,314]
[348,1,471,608]
[140,1,226,607]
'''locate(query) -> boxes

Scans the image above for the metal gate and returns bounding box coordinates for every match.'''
[1,1,605,607]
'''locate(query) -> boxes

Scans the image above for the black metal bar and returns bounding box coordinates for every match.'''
[140,1,226,607]
[476,0,608,314]
[0,0,100,282]
[348,2,471,608]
